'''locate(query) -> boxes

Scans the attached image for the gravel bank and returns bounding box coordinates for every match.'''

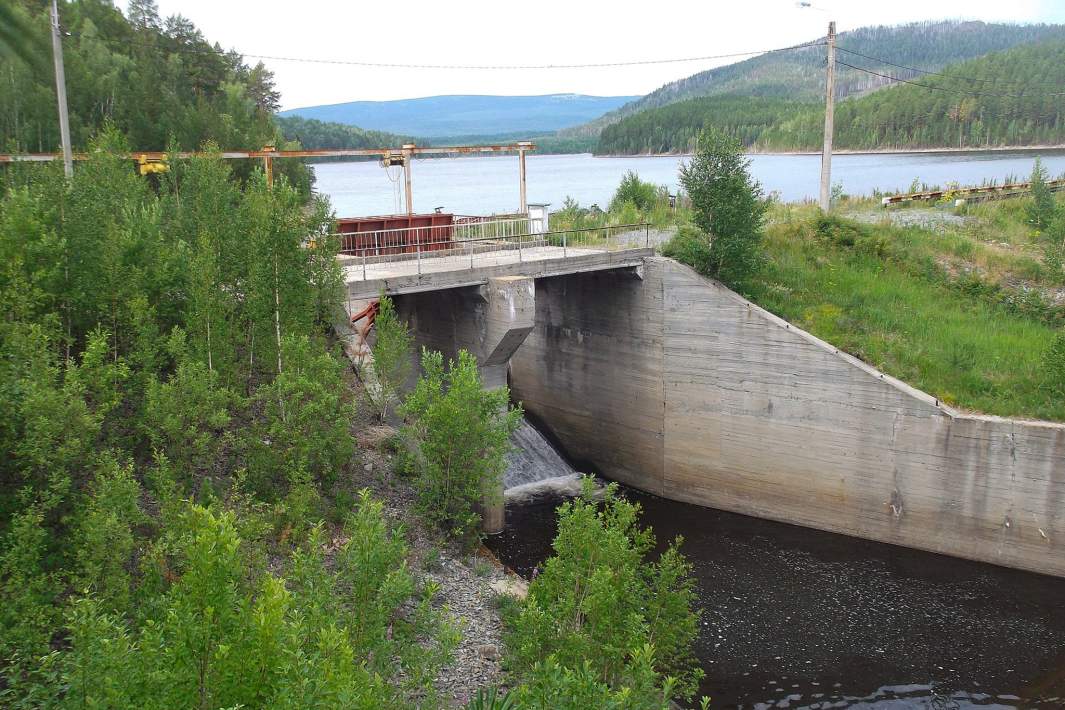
[345,390,523,707]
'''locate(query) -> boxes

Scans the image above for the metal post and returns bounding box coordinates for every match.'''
[645,223,650,248]
[819,21,836,213]
[362,253,367,281]
[518,232,522,262]
[517,141,531,214]
[563,230,567,258]
[50,0,73,179]
[402,144,415,215]
[416,240,421,275]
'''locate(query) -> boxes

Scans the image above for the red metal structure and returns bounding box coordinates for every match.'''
[335,213,455,256]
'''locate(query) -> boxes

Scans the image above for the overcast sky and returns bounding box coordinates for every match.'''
[122,0,1065,110]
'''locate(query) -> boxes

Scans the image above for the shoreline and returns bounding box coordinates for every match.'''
[593,144,1065,159]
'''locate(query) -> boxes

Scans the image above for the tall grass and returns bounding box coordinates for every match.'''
[747,207,1064,421]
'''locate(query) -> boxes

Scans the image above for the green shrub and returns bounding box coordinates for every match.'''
[504,479,703,703]
[1027,158,1058,231]
[247,334,355,497]
[0,506,61,698]
[73,456,144,615]
[661,224,713,276]
[680,128,768,288]
[609,171,661,213]
[400,349,521,542]
[48,494,453,709]
[512,650,680,710]
[368,295,413,421]
[143,355,237,490]
[1044,330,1065,394]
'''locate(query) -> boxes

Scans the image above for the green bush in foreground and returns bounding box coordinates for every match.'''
[18,492,454,709]
[504,480,704,704]
[401,349,521,542]
[368,295,414,421]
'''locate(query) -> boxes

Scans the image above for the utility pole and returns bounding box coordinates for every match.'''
[50,0,73,178]
[517,141,531,214]
[819,20,836,212]
[402,144,415,215]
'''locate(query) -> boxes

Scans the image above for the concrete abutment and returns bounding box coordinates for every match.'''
[508,257,1065,578]
[380,256,1065,577]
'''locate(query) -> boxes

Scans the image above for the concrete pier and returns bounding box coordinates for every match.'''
[345,248,1065,576]
[509,257,1065,578]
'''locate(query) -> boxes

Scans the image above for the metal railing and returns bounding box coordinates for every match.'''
[340,223,651,281]
[334,215,532,258]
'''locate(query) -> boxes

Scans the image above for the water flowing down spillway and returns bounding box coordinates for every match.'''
[503,419,584,501]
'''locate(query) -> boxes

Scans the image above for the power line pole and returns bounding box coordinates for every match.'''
[819,20,836,212]
[50,0,73,178]
[402,144,414,215]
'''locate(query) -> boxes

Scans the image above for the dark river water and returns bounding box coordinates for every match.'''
[486,485,1065,709]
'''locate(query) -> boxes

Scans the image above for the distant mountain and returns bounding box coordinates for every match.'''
[596,38,1065,154]
[278,94,640,139]
[569,20,1065,138]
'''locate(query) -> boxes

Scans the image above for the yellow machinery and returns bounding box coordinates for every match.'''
[137,154,169,175]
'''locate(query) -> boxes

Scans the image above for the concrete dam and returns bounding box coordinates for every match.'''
[342,234,1065,579]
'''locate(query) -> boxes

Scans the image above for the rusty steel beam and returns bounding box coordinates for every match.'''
[882,178,1065,205]
[0,143,538,164]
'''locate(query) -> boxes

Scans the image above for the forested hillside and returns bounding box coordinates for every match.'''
[573,20,1065,139]
[1,0,285,153]
[276,115,413,150]
[598,39,1065,154]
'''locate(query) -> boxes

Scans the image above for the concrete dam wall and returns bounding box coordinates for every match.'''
[506,257,1065,578]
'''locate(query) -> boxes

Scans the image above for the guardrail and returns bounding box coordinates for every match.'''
[334,215,533,257]
[340,223,652,281]
[882,178,1065,206]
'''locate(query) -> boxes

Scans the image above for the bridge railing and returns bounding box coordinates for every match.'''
[333,215,532,257]
[339,222,652,281]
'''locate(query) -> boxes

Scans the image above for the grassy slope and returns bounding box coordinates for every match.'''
[745,201,1063,421]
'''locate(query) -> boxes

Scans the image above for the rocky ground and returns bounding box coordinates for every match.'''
[342,370,528,708]
[849,206,972,231]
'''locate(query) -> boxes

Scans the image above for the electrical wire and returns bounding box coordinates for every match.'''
[67,30,824,70]
[834,58,1065,99]
[836,45,1065,92]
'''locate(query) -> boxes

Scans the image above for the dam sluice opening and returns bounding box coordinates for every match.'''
[497,417,1065,709]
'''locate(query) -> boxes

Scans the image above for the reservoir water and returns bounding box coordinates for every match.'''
[312,149,1065,217]
[495,421,1065,709]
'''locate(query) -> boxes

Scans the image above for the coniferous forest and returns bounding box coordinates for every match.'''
[597,39,1065,154]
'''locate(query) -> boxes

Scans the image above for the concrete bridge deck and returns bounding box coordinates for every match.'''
[342,244,653,300]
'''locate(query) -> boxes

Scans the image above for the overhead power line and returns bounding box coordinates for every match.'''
[834,58,1065,99]
[69,31,823,70]
[835,45,1065,92]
